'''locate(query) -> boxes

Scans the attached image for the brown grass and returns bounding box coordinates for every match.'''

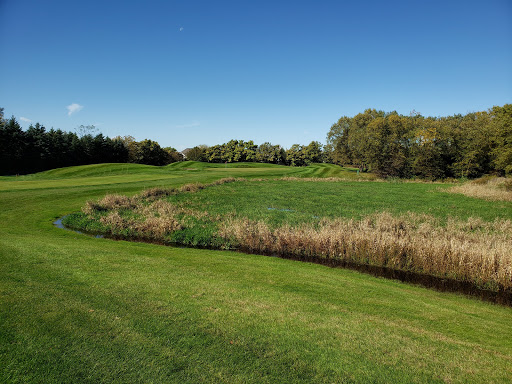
[447,177,512,201]
[81,178,512,291]
[218,212,512,290]
[137,187,176,200]
[82,194,136,215]
[99,208,182,240]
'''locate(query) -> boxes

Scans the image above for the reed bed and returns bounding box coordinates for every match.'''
[69,178,512,293]
[218,213,512,290]
[447,177,512,201]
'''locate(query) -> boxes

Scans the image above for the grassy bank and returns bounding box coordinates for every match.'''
[65,177,512,292]
[1,162,512,383]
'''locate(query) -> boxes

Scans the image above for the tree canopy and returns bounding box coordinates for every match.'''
[326,105,512,178]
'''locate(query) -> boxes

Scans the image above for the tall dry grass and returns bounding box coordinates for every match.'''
[98,198,185,240]
[80,178,512,291]
[447,177,512,201]
[82,194,137,215]
[82,180,239,239]
[218,213,512,290]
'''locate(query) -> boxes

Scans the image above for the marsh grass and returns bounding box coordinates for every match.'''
[67,178,512,292]
[218,213,512,291]
[448,176,512,201]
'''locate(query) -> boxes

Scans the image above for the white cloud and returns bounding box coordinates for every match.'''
[175,121,200,129]
[179,27,184,32]
[67,103,84,116]
[20,117,32,123]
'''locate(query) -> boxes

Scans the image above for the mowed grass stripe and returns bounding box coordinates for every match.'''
[1,162,511,383]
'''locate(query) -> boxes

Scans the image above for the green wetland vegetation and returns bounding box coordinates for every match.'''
[2,162,512,383]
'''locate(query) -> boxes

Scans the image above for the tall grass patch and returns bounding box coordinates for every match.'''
[66,178,512,293]
[447,176,512,201]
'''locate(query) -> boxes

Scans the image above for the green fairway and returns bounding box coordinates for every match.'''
[1,162,512,383]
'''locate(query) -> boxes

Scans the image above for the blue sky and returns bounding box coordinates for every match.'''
[1,0,511,150]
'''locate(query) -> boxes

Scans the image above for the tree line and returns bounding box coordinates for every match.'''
[0,109,182,175]
[326,105,512,179]
[184,139,325,166]
[2,105,510,178]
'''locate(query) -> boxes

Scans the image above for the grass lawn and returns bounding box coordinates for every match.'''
[169,178,512,224]
[1,162,511,383]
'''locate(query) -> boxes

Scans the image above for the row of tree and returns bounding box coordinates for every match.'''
[2,105,510,178]
[0,109,183,175]
[183,140,326,166]
[326,105,512,178]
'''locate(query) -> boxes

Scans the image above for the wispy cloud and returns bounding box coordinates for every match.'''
[67,103,84,116]
[175,121,200,129]
[20,117,32,123]
[179,27,184,32]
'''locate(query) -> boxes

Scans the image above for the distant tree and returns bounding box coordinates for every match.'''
[24,123,50,171]
[132,139,170,166]
[490,104,512,175]
[242,140,257,162]
[451,112,493,178]
[75,124,98,138]
[205,140,259,163]
[205,145,223,163]
[115,135,138,163]
[164,147,184,163]
[303,141,323,164]
[256,142,286,164]
[326,116,352,165]
[286,144,306,166]
[410,118,446,180]
[348,109,386,171]
[186,145,208,161]
[361,114,412,177]
[109,137,129,163]
[0,116,25,174]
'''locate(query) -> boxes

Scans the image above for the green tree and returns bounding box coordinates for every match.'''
[164,147,184,163]
[0,116,25,174]
[205,145,223,163]
[286,144,306,166]
[490,104,512,175]
[132,139,170,166]
[256,142,285,164]
[410,118,446,180]
[452,112,493,178]
[326,116,353,165]
[303,141,323,164]
[186,145,208,161]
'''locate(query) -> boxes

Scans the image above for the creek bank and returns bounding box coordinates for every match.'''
[53,215,104,238]
[53,215,511,307]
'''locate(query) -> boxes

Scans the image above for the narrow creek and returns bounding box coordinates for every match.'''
[53,215,104,238]
[52,216,512,306]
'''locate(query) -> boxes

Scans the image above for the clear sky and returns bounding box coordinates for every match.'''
[1,0,511,150]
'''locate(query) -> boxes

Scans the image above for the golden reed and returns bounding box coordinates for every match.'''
[218,213,512,290]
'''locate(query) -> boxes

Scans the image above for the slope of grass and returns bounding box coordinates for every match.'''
[1,163,512,383]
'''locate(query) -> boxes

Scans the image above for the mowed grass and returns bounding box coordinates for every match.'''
[1,162,512,383]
